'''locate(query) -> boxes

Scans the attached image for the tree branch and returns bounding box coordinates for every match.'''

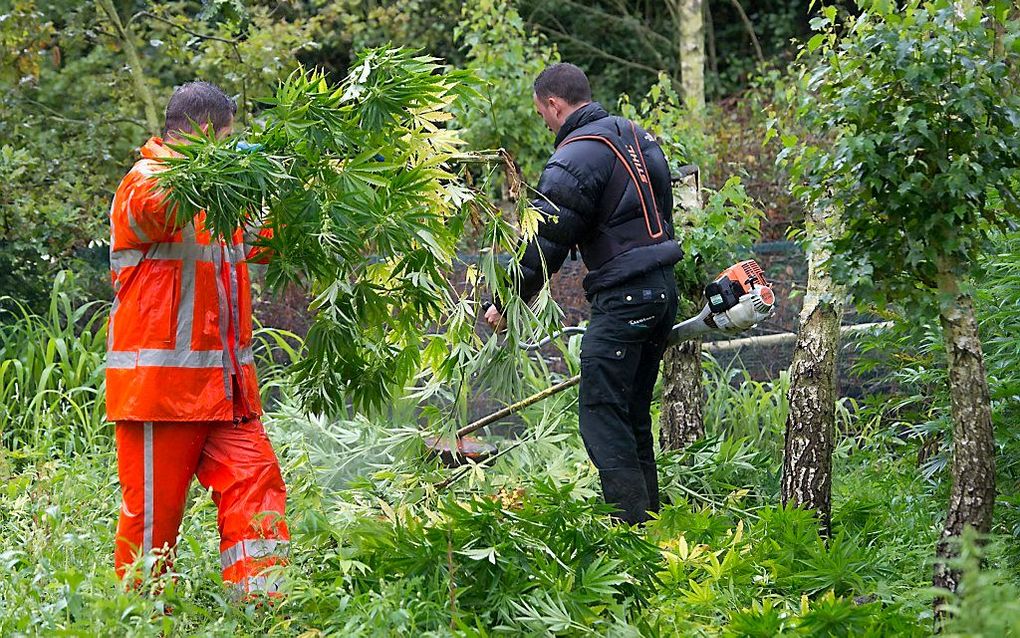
[539,0,674,49]
[96,0,161,136]
[705,0,718,79]
[129,11,240,48]
[22,98,146,129]
[527,0,673,72]
[533,24,665,79]
[129,11,248,123]
[727,0,765,63]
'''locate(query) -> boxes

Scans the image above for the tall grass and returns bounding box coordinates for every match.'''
[703,353,790,456]
[0,272,108,457]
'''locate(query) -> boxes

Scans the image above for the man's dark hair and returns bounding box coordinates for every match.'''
[533,63,592,105]
[162,81,237,137]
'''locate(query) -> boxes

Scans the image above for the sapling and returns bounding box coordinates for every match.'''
[784,1,1020,596]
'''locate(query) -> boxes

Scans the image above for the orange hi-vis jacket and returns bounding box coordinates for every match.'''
[107,137,267,422]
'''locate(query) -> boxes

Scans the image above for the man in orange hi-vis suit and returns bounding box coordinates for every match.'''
[107,81,288,598]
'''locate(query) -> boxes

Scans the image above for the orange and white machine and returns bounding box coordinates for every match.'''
[668,259,776,345]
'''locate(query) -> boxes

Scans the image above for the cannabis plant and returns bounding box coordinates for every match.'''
[157,48,560,417]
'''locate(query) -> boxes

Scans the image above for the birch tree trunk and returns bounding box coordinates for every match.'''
[678,0,706,111]
[660,316,703,451]
[781,208,843,535]
[659,168,703,451]
[932,265,996,597]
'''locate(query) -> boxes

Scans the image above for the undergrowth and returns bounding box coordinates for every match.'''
[2,275,1020,636]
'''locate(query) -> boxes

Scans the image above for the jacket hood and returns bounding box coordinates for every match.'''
[554,102,610,148]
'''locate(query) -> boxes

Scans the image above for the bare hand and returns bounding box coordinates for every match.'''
[484,304,507,332]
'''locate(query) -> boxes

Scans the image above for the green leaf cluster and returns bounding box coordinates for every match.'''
[157,49,556,417]
[454,0,561,181]
[786,1,1020,306]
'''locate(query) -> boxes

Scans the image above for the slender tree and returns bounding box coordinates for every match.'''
[660,171,707,450]
[674,0,706,110]
[781,206,844,534]
[662,178,762,450]
[96,0,161,136]
[785,2,1020,596]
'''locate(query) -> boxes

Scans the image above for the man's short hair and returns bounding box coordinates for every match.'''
[162,81,237,137]
[534,63,592,105]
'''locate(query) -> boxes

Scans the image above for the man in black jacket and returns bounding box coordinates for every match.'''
[485,63,681,525]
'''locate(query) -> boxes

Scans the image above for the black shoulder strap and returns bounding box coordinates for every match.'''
[599,157,631,226]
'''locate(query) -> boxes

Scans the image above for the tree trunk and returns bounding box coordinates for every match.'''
[660,337,704,451]
[932,267,996,597]
[678,0,706,111]
[781,208,843,535]
[97,0,161,137]
[660,166,703,452]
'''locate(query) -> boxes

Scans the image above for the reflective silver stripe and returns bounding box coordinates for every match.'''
[143,422,154,553]
[175,225,198,352]
[220,539,290,570]
[228,243,247,264]
[237,346,255,366]
[147,241,248,264]
[106,346,254,370]
[229,574,283,598]
[148,242,200,261]
[228,254,242,366]
[107,350,136,368]
[108,295,120,351]
[109,201,119,347]
[110,201,117,246]
[110,249,144,271]
[127,208,151,243]
[243,220,262,249]
[221,542,244,570]
[139,349,222,368]
[212,246,233,397]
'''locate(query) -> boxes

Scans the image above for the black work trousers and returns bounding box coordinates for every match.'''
[579,265,679,525]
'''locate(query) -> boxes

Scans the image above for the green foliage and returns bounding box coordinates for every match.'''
[617,73,713,174]
[783,1,1020,305]
[318,481,662,633]
[703,354,791,455]
[939,530,1020,637]
[0,272,108,457]
[455,0,560,180]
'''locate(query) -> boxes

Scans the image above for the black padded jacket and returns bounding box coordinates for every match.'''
[504,102,683,307]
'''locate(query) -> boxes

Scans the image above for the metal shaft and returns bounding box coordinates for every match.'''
[455,374,581,439]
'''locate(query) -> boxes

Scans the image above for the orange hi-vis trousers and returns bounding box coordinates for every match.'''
[114,417,289,596]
